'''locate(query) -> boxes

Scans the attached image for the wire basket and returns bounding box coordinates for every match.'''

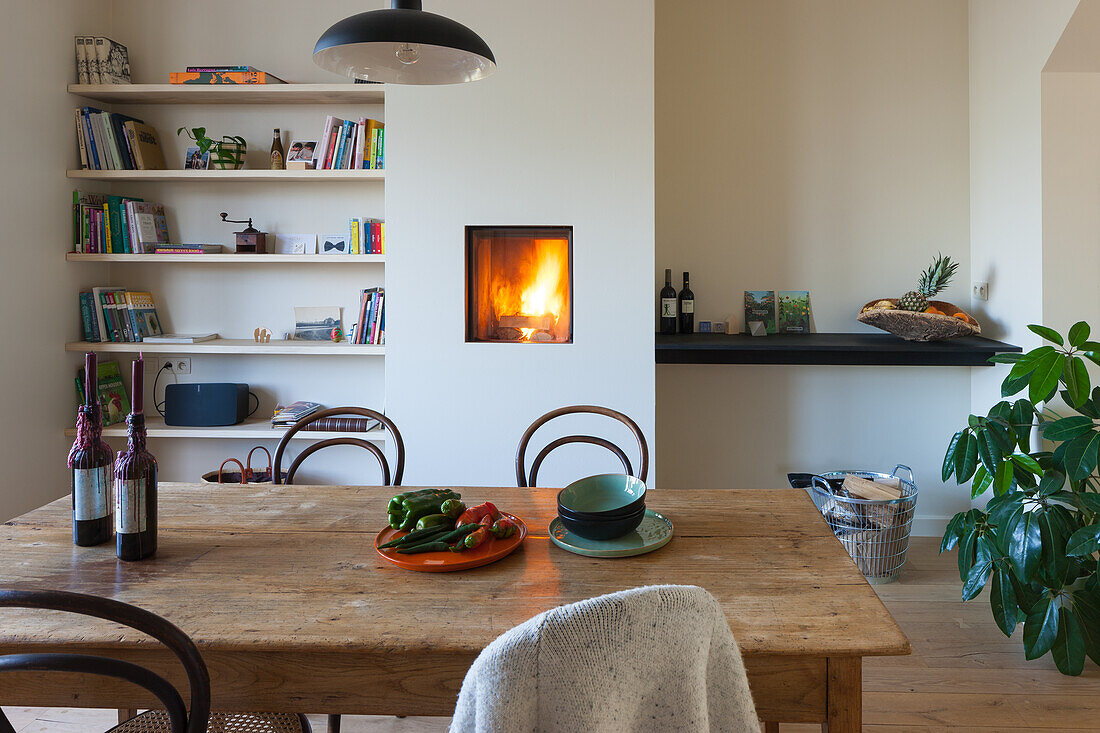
[807,465,918,584]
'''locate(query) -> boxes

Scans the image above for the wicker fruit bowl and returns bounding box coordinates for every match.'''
[858,299,980,342]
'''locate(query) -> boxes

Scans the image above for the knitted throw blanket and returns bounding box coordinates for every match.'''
[449,585,760,732]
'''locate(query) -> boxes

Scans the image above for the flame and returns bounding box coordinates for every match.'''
[489,238,570,340]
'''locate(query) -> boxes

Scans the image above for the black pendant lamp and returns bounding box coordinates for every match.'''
[313,0,496,85]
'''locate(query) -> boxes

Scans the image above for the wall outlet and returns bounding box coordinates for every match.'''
[170,357,191,375]
[972,281,989,301]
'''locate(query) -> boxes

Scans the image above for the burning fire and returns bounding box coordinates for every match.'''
[491,238,570,340]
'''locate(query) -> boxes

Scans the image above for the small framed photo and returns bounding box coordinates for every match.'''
[275,233,317,255]
[287,140,317,163]
[318,233,348,255]
[184,146,209,170]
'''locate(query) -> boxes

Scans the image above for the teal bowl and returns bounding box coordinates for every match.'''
[557,474,647,515]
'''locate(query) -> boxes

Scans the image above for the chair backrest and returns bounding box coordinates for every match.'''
[515,405,649,487]
[273,406,405,486]
[0,588,210,733]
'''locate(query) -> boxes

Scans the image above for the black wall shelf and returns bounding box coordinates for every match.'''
[655,332,1021,367]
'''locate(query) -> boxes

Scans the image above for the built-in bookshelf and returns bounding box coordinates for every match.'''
[68,169,384,182]
[65,416,388,442]
[66,339,385,356]
[67,253,385,263]
[69,83,385,105]
[67,80,387,446]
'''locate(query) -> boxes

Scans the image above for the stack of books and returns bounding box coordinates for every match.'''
[316,117,384,170]
[169,66,286,84]
[272,401,323,427]
[79,288,163,343]
[75,36,130,84]
[348,218,386,254]
[352,288,385,345]
[73,191,170,253]
[75,108,165,170]
[75,360,131,426]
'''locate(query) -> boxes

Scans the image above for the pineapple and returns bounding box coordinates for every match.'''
[898,253,959,312]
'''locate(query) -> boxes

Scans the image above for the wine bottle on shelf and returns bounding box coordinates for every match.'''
[270,128,285,170]
[659,268,677,335]
[115,355,157,561]
[69,352,113,547]
[678,271,695,334]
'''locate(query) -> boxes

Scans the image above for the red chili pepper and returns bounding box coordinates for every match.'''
[490,518,517,539]
[464,526,490,549]
[455,501,502,528]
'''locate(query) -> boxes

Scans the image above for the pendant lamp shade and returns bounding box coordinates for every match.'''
[313,0,496,85]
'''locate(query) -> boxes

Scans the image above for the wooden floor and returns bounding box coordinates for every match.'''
[5,538,1100,731]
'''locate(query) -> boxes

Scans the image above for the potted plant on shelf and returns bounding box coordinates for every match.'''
[177,126,247,170]
[941,320,1100,675]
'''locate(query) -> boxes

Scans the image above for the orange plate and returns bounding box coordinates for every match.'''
[374,513,528,572]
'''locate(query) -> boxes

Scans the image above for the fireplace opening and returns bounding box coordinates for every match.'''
[465,226,573,343]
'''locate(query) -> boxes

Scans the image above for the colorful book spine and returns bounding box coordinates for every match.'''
[169,71,285,84]
[79,292,98,342]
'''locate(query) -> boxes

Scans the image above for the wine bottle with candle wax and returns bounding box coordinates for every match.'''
[114,353,157,561]
[69,351,113,546]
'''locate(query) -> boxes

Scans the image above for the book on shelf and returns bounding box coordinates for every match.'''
[126,201,170,253]
[75,108,164,170]
[141,333,217,344]
[169,70,286,84]
[152,244,223,254]
[75,36,130,84]
[352,287,385,345]
[343,217,385,255]
[271,401,323,427]
[301,416,381,433]
[75,360,130,426]
[185,66,262,73]
[314,116,384,170]
[82,288,163,343]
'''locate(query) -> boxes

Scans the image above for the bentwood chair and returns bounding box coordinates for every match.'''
[273,407,404,733]
[0,588,311,733]
[515,405,649,487]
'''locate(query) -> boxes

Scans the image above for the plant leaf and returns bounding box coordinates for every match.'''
[1063,430,1100,481]
[1002,371,1032,398]
[1070,322,1092,348]
[941,512,965,553]
[1069,588,1100,666]
[1038,510,1070,585]
[956,433,979,483]
[977,430,1002,475]
[958,530,977,582]
[1066,524,1100,557]
[1038,470,1066,497]
[1063,355,1091,408]
[1009,453,1043,474]
[971,464,993,500]
[962,542,994,601]
[1030,352,1064,405]
[1077,492,1100,514]
[1052,604,1086,675]
[1042,415,1095,442]
[943,430,963,482]
[1029,325,1065,346]
[990,353,1025,364]
[1011,399,1034,450]
[993,459,1015,496]
[1023,593,1059,659]
[1006,509,1043,581]
[990,564,1018,636]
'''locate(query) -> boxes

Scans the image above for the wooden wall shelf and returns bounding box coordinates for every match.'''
[67,169,384,182]
[655,332,1021,367]
[66,339,384,356]
[65,416,387,442]
[66,253,385,263]
[68,83,385,105]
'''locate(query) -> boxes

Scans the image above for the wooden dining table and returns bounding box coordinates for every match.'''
[0,483,909,731]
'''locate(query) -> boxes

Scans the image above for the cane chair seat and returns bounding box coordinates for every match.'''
[108,711,310,733]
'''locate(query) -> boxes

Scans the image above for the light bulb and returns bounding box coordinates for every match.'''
[395,43,421,65]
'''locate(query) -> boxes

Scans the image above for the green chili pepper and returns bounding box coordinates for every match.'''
[378,525,452,549]
[396,541,452,554]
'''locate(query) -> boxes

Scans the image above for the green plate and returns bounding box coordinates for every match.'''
[549,509,674,558]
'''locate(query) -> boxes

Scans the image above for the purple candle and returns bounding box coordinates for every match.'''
[132,353,144,414]
[84,352,97,405]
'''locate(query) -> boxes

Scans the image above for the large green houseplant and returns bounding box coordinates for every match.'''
[942,321,1100,675]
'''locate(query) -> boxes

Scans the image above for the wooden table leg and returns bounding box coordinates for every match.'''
[824,657,861,732]
[763,722,780,733]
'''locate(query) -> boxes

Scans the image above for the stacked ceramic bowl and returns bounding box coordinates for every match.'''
[556,474,647,540]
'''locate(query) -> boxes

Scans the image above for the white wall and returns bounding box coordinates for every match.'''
[0,1,111,521]
[969,0,1077,435]
[386,0,656,488]
[654,0,972,533]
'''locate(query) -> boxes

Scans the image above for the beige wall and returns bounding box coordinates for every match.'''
[655,0,972,532]
[0,1,110,520]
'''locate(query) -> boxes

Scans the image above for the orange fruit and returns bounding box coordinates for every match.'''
[925,306,944,315]
[952,312,970,323]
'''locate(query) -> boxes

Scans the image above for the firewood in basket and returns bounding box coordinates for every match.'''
[842,474,902,501]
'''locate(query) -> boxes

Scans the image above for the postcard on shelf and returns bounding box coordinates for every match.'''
[778,291,811,334]
[275,233,317,255]
[184,146,210,170]
[141,333,217,344]
[76,360,130,425]
[318,233,348,255]
[744,291,776,334]
[287,140,317,163]
[294,306,341,341]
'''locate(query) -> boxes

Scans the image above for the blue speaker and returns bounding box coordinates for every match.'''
[164,383,249,426]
